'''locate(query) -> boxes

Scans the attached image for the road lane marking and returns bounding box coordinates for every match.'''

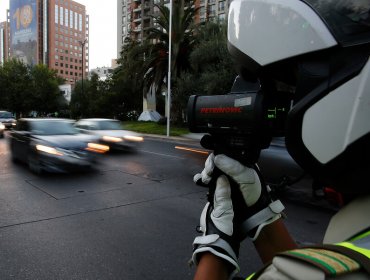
[175,146,209,155]
[140,149,185,159]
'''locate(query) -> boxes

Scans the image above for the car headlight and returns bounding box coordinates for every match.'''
[36,145,64,156]
[123,135,144,142]
[0,124,5,130]
[102,136,123,142]
[86,143,110,153]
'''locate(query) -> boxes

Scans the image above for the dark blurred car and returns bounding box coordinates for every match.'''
[0,122,4,138]
[74,118,144,151]
[9,118,109,174]
[0,111,16,129]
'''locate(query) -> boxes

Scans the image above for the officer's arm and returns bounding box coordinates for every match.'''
[253,218,297,263]
[193,252,229,280]
[193,219,297,280]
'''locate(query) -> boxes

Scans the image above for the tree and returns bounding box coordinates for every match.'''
[170,21,236,123]
[111,39,147,119]
[0,59,32,117]
[189,21,236,96]
[30,64,65,115]
[0,60,66,117]
[143,0,199,116]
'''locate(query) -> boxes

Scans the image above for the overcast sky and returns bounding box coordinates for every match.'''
[0,0,117,70]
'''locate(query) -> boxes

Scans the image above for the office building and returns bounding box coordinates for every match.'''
[2,0,89,86]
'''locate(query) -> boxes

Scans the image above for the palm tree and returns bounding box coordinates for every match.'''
[143,0,199,111]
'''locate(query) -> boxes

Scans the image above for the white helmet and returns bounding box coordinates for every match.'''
[228,0,370,194]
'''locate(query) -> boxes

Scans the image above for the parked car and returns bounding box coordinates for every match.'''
[74,118,144,151]
[9,118,109,174]
[0,111,16,129]
[0,122,5,138]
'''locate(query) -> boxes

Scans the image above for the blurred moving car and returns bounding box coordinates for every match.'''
[0,111,16,129]
[9,118,109,174]
[0,122,5,138]
[74,118,144,152]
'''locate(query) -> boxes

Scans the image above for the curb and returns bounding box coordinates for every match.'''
[142,133,204,145]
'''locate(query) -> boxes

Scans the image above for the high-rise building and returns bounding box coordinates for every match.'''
[2,0,89,86]
[0,20,10,64]
[116,0,230,57]
[48,0,89,85]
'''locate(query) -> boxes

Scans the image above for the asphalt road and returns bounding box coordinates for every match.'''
[0,132,335,279]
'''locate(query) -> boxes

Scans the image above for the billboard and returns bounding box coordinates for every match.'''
[9,0,38,65]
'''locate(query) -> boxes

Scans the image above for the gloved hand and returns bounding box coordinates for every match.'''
[192,154,285,277]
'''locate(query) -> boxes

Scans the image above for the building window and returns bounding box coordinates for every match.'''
[79,14,83,32]
[218,1,225,11]
[65,8,69,27]
[60,7,64,25]
[55,5,59,24]
[75,13,78,30]
[70,10,74,28]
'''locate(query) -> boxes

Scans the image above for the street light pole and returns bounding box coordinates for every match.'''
[79,38,87,116]
[166,0,172,137]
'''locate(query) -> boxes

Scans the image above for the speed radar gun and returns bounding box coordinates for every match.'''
[187,76,290,164]
[187,76,291,222]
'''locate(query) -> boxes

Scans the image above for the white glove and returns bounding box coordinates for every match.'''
[212,154,263,207]
[192,154,285,277]
[192,173,240,278]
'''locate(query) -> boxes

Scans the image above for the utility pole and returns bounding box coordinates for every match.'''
[167,0,172,137]
[79,38,87,116]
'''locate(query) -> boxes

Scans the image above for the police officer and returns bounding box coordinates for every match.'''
[190,0,370,279]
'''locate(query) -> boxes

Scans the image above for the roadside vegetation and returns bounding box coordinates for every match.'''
[0,0,237,131]
[123,121,189,136]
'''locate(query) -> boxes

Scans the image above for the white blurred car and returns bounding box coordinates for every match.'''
[74,118,144,152]
[0,111,16,129]
[0,122,5,138]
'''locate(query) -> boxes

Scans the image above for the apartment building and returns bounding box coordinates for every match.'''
[117,0,230,57]
[2,0,89,86]
[0,20,10,64]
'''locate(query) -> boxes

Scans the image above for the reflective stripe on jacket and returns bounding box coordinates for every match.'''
[245,231,370,279]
